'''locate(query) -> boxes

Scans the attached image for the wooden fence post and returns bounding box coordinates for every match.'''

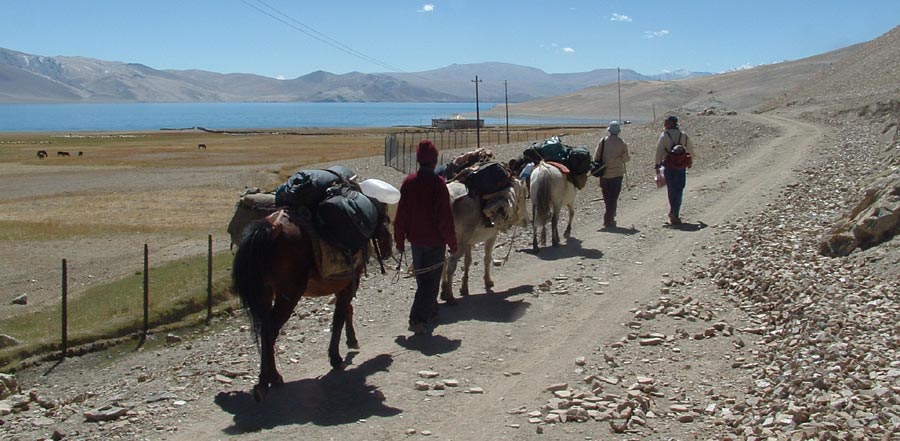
[61,258,68,359]
[207,234,213,324]
[143,243,149,339]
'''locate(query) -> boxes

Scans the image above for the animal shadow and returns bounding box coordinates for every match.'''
[664,221,708,232]
[214,354,400,433]
[438,284,533,325]
[394,334,462,356]
[524,237,603,260]
[599,225,640,235]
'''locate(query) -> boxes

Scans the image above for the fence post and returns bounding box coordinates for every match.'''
[143,243,149,339]
[61,258,68,359]
[207,234,213,324]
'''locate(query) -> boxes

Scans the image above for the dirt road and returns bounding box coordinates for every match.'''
[4,112,826,440]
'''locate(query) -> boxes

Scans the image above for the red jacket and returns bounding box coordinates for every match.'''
[394,168,458,252]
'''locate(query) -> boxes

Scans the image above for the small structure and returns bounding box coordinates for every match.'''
[432,114,483,130]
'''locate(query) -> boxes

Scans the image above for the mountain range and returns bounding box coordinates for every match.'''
[0,47,711,104]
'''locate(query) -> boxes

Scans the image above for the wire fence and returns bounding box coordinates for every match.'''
[384,127,575,174]
[0,234,233,367]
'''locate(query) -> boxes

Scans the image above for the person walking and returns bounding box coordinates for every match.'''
[394,140,458,335]
[654,115,695,225]
[593,121,630,229]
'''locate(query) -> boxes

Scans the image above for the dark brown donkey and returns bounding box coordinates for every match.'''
[231,203,392,402]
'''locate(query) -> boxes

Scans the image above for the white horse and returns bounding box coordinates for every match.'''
[529,161,577,251]
[440,178,529,303]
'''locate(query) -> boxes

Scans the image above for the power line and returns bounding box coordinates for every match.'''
[240,0,406,73]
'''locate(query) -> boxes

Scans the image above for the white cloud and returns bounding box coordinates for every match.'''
[417,4,434,12]
[562,47,575,53]
[644,29,670,38]
[610,13,631,22]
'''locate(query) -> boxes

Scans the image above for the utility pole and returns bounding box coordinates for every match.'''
[653,103,657,123]
[617,67,622,123]
[472,75,482,149]
[504,80,510,144]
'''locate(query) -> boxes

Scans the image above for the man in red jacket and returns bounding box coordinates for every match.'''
[394,140,458,335]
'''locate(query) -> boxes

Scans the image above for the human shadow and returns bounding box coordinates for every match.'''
[436,285,533,326]
[394,334,462,356]
[598,225,640,235]
[523,237,604,260]
[664,221,708,232]
[214,354,400,434]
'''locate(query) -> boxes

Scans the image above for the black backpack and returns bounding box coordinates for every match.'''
[315,186,379,253]
[465,161,511,195]
[274,166,356,207]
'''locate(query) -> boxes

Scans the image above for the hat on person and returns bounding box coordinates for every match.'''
[416,140,439,165]
[607,121,621,135]
[665,115,678,124]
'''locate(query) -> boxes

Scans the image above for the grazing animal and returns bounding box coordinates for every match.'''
[529,161,577,251]
[37,150,48,159]
[77,151,83,157]
[231,203,392,402]
[198,143,207,150]
[57,151,70,157]
[440,178,529,302]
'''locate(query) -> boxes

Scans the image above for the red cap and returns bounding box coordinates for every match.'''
[416,140,438,165]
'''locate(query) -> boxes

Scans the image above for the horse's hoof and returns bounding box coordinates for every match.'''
[347,339,360,350]
[271,374,285,388]
[443,296,458,305]
[252,384,268,402]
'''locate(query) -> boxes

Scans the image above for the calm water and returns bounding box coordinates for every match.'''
[0,102,598,132]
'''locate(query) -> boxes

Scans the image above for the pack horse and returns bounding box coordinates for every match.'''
[230,168,396,402]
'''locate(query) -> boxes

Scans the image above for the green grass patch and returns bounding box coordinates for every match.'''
[0,249,239,370]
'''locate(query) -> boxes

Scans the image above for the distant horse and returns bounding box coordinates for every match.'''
[198,143,207,150]
[440,178,529,302]
[231,202,392,402]
[37,150,48,159]
[77,151,83,157]
[57,151,70,157]
[530,161,577,251]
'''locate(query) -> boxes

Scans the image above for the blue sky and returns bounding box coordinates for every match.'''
[3,1,898,78]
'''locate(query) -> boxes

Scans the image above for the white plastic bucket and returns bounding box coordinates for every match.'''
[360,178,401,204]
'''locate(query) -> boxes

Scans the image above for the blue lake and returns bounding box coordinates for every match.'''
[0,102,599,132]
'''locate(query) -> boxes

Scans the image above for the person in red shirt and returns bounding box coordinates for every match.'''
[394,140,458,335]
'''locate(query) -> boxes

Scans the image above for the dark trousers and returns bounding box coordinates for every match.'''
[599,176,624,226]
[664,167,687,219]
[409,244,444,326]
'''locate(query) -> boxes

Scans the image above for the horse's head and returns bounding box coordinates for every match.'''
[372,201,393,260]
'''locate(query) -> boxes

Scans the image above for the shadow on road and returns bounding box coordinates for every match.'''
[394,334,462,356]
[597,225,641,235]
[214,354,400,433]
[664,221,708,232]
[522,237,604,260]
[438,284,532,326]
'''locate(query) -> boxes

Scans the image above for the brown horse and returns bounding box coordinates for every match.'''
[231,203,392,402]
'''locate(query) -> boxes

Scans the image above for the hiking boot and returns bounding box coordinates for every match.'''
[408,322,431,336]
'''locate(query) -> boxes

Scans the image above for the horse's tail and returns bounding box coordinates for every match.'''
[232,220,275,349]
[531,164,552,224]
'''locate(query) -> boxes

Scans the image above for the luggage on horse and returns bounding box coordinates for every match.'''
[565,147,592,175]
[227,188,277,248]
[274,165,357,207]
[536,137,568,163]
[464,161,511,196]
[316,185,379,253]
